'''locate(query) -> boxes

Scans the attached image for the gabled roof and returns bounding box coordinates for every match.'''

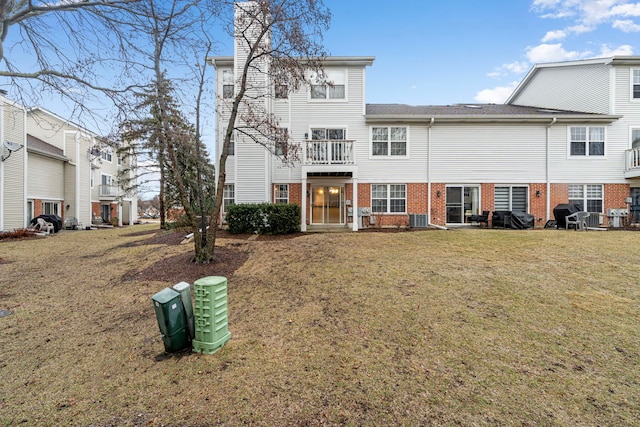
[365,103,620,124]
[506,56,640,104]
[26,134,69,161]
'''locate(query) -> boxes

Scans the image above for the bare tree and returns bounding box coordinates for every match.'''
[208,0,330,256]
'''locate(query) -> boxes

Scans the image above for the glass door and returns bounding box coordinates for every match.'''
[446,186,480,225]
[311,186,344,224]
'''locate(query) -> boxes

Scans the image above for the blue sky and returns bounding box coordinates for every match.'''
[257,0,639,106]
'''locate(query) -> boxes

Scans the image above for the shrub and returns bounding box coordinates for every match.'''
[226,203,300,235]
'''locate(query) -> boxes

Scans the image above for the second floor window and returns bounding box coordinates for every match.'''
[101,150,112,162]
[633,69,640,99]
[371,126,407,156]
[222,70,234,99]
[275,128,288,156]
[570,126,604,157]
[275,84,288,99]
[310,70,345,100]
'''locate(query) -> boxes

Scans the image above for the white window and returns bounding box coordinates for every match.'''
[223,184,234,213]
[275,128,288,156]
[310,70,346,100]
[42,201,59,215]
[222,70,234,99]
[371,126,407,157]
[275,83,288,99]
[101,149,112,162]
[274,184,289,204]
[633,69,640,100]
[632,128,640,149]
[495,186,528,212]
[569,126,605,157]
[223,128,234,156]
[372,184,406,214]
[569,184,603,213]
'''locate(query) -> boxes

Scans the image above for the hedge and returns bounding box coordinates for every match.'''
[225,203,301,235]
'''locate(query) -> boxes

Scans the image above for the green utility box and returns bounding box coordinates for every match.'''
[192,276,231,354]
[173,281,195,340]
[151,287,190,353]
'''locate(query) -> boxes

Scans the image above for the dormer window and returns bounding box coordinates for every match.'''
[310,70,346,100]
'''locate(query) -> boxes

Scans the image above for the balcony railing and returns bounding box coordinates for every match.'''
[626,148,640,172]
[303,140,355,165]
[99,184,121,197]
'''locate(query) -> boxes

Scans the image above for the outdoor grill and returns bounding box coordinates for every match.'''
[553,204,580,229]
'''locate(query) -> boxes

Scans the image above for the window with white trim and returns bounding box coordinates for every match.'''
[222,70,234,99]
[311,128,345,140]
[275,128,288,156]
[42,201,59,215]
[371,126,407,157]
[275,84,288,99]
[569,126,605,157]
[310,70,345,100]
[274,184,289,204]
[223,128,234,156]
[632,128,640,149]
[569,184,603,213]
[223,184,234,213]
[101,149,112,162]
[633,69,640,100]
[495,186,528,212]
[371,184,406,213]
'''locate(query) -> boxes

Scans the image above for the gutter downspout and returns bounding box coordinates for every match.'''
[426,118,444,229]
[546,117,556,222]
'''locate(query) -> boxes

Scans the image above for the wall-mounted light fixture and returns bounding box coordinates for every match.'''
[436,190,441,198]
[66,204,70,210]
[536,190,541,197]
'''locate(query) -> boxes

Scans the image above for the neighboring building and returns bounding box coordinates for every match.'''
[210,3,639,231]
[0,103,137,231]
[0,97,28,231]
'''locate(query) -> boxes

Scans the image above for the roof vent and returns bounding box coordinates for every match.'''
[463,105,482,109]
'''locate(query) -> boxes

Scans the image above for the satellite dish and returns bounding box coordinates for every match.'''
[3,141,22,152]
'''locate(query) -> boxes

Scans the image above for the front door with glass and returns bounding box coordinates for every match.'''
[311,186,344,225]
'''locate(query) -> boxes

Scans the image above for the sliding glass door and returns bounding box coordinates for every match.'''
[446,186,480,225]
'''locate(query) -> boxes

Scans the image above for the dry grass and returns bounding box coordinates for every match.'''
[1,225,639,426]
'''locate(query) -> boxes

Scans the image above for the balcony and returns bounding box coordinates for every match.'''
[99,184,121,198]
[625,148,640,178]
[303,140,355,165]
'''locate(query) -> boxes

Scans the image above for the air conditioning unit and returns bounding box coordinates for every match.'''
[409,214,429,228]
[586,212,603,227]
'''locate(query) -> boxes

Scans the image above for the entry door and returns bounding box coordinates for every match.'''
[101,204,111,222]
[446,186,480,224]
[311,186,344,224]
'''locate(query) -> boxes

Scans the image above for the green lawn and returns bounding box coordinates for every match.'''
[1,225,639,426]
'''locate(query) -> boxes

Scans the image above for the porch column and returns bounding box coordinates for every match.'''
[301,177,307,232]
[352,178,358,231]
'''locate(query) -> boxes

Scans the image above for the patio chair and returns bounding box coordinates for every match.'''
[36,218,54,234]
[470,210,490,228]
[565,211,590,231]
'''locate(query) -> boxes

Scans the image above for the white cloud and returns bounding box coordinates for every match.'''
[612,18,640,31]
[542,29,567,41]
[600,43,634,56]
[475,81,520,104]
[610,3,640,17]
[526,43,590,62]
[488,61,530,79]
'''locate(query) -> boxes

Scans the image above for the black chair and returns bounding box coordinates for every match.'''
[470,210,490,228]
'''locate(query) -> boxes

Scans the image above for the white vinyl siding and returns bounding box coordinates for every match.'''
[495,186,528,211]
[509,64,610,114]
[28,155,65,200]
[371,184,406,214]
